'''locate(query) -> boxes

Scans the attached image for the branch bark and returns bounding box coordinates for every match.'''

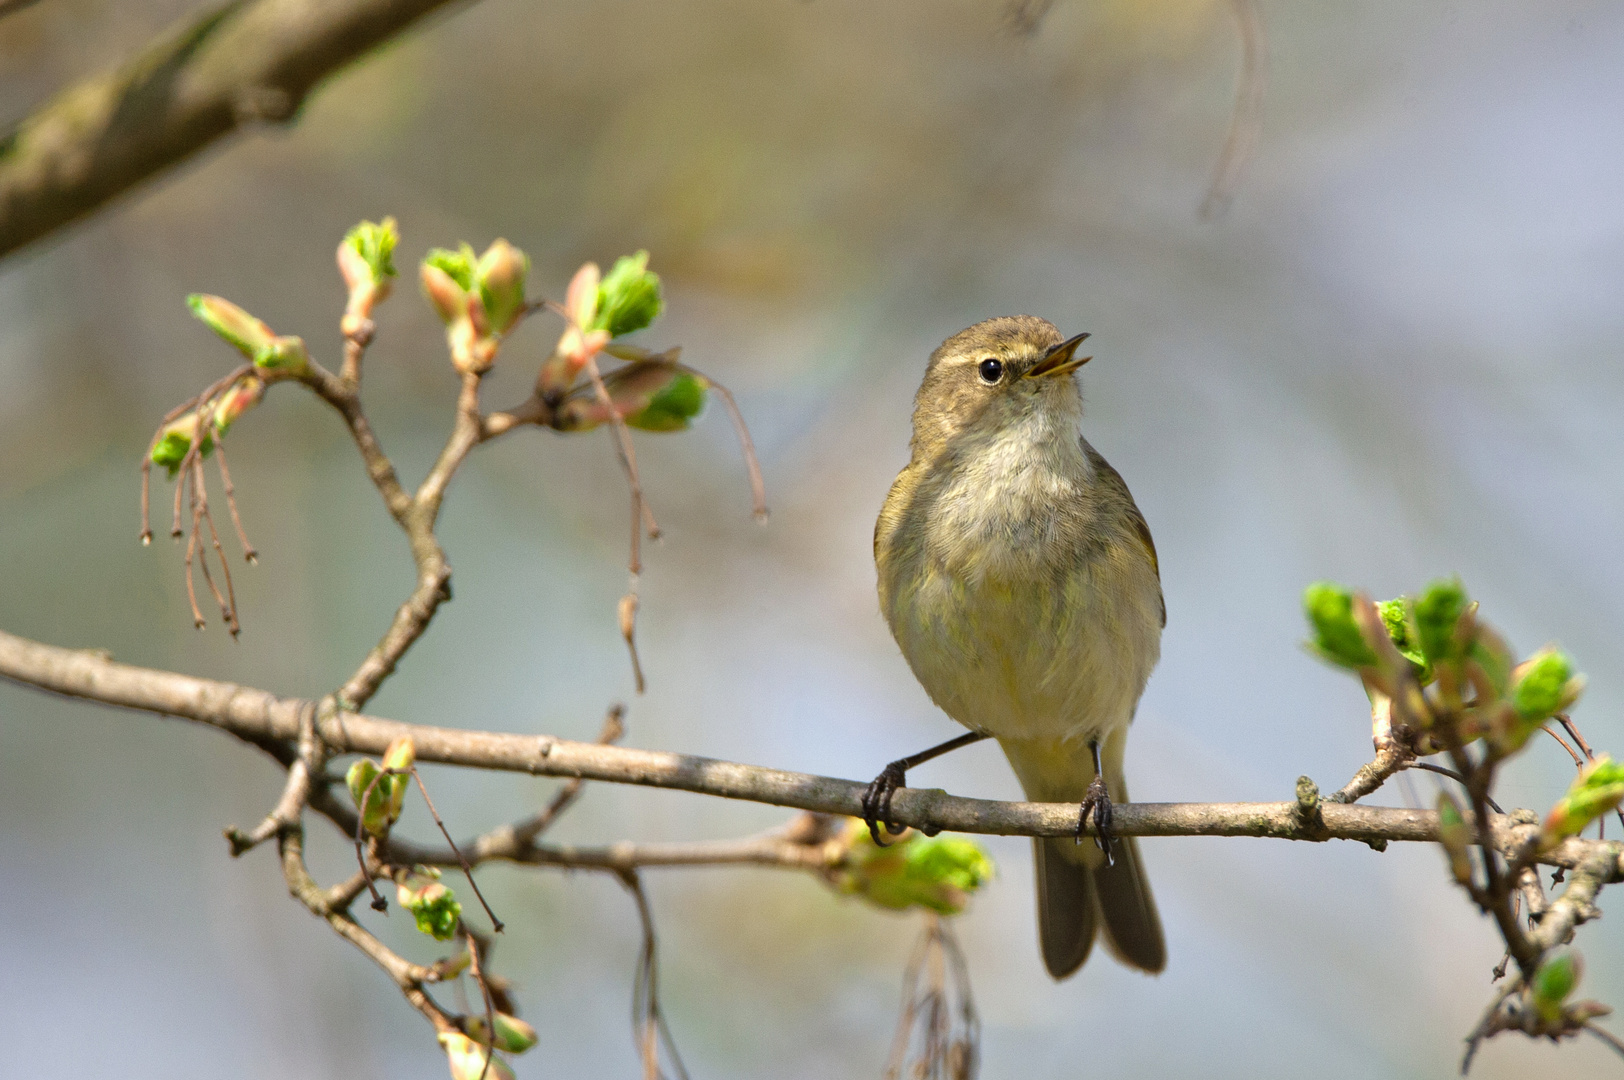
[3,625,1620,874]
[0,0,469,260]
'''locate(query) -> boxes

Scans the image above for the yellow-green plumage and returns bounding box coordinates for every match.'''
[875,315,1166,978]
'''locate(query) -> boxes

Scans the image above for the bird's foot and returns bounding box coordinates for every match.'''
[861,760,910,846]
[1077,773,1115,865]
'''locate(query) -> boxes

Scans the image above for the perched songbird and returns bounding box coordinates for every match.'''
[868,315,1166,979]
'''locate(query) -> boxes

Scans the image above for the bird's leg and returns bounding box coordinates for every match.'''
[1077,739,1115,865]
[861,731,989,846]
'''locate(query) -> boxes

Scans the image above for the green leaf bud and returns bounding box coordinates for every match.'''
[1531,953,1580,1023]
[463,1013,538,1055]
[345,757,405,837]
[1542,755,1624,847]
[1512,647,1583,722]
[399,869,462,940]
[475,239,529,335]
[628,370,707,431]
[151,414,215,477]
[1414,578,1469,665]
[252,334,308,374]
[1304,582,1378,669]
[187,294,277,360]
[592,250,663,338]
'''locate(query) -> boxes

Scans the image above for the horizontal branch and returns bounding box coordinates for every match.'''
[0,0,469,259]
[2,627,1619,873]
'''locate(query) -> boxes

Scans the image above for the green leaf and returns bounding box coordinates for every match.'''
[593,251,663,338]
[344,218,399,283]
[1303,582,1377,669]
[424,244,477,292]
[627,371,707,431]
[1414,578,1469,665]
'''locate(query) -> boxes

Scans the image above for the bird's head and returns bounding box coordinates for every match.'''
[908,315,1091,458]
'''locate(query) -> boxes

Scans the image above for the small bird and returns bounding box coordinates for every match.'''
[868,315,1166,979]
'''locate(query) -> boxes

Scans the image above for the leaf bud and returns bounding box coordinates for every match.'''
[187,294,278,359]
[475,239,530,335]
[592,250,663,338]
[1303,582,1378,670]
[438,1032,516,1080]
[1542,754,1624,848]
[463,1012,538,1054]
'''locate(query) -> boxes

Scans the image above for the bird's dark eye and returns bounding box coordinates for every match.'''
[977,358,1004,384]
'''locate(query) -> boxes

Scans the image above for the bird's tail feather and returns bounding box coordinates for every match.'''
[1004,735,1166,979]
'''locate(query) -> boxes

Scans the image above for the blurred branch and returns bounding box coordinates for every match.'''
[2,626,1620,873]
[0,0,471,260]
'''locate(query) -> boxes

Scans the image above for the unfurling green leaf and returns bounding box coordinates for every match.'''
[592,251,663,338]
[1304,582,1378,669]
[1542,755,1624,848]
[399,867,462,940]
[439,1032,516,1080]
[425,244,477,292]
[464,1013,538,1054]
[1376,598,1430,681]
[342,218,399,286]
[832,820,994,916]
[1531,953,1581,1023]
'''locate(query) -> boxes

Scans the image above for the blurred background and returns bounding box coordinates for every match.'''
[4,1,1624,1076]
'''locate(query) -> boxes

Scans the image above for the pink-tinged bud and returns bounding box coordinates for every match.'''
[438,1032,516,1080]
[213,376,266,435]
[187,294,278,360]
[338,242,372,298]
[422,263,469,325]
[565,261,600,330]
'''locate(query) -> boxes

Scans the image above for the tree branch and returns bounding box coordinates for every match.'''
[0,0,473,260]
[4,626,1621,874]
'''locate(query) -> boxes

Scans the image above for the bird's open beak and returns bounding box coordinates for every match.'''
[1024,332,1092,378]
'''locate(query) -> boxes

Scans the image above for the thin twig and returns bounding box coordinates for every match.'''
[213,444,258,563]
[1200,0,1268,219]
[409,766,504,933]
